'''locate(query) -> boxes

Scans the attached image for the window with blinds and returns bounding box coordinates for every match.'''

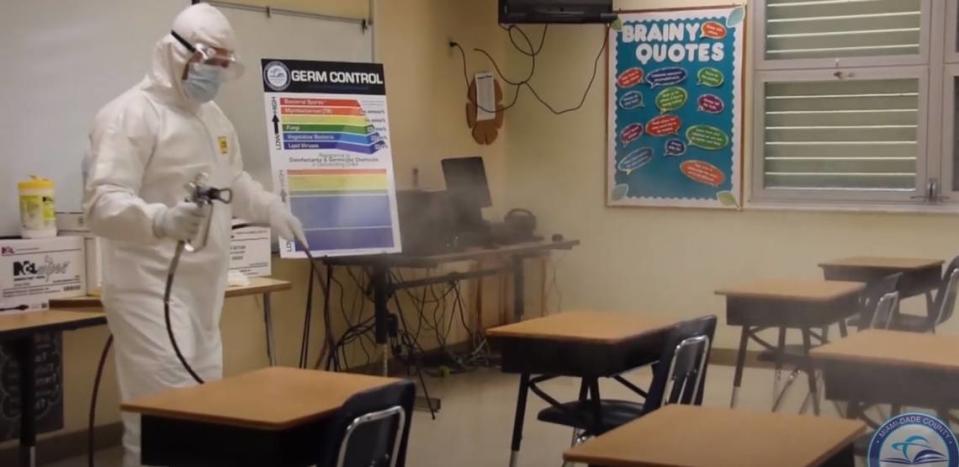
[762,78,919,191]
[764,0,922,61]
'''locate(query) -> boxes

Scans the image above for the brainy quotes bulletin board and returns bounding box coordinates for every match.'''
[608,6,745,209]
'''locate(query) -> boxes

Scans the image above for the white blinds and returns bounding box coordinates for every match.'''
[762,78,919,191]
[765,0,922,60]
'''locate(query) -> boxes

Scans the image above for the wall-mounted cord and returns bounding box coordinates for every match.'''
[452,23,610,116]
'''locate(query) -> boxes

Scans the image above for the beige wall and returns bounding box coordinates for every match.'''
[503,0,959,348]
[1,0,511,447]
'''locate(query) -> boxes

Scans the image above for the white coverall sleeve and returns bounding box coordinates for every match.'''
[228,131,279,225]
[84,97,167,244]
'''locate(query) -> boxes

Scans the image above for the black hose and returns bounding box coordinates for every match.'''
[165,241,205,384]
[87,334,113,467]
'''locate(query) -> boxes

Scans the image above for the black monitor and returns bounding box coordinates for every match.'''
[442,156,491,233]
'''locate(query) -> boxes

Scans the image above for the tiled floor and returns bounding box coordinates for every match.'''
[51,363,866,466]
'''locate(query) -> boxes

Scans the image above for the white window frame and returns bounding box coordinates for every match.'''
[753,0,932,71]
[751,67,929,203]
[749,0,959,208]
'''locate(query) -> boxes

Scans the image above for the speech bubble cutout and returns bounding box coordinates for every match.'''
[686,124,730,150]
[664,138,687,157]
[619,123,644,145]
[717,191,739,207]
[611,183,629,200]
[698,94,725,114]
[617,67,644,88]
[680,160,726,187]
[646,67,687,88]
[701,21,727,40]
[645,115,682,137]
[618,90,644,110]
[727,7,745,27]
[617,147,654,175]
[697,67,725,87]
[656,87,688,113]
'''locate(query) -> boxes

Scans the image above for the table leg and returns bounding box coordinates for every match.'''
[509,373,531,467]
[371,264,390,376]
[12,337,36,467]
[772,327,786,407]
[587,378,603,435]
[512,256,525,322]
[262,292,276,366]
[730,327,749,408]
[801,328,821,415]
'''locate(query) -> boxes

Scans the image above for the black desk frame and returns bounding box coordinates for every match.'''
[0,314,107,467]
[496,330,668,467]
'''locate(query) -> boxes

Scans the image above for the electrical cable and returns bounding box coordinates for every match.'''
[468,24,610,116]
[298,265,315,368]
[87,334,112,467]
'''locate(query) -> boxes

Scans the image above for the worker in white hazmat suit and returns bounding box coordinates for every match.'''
[83,4,306,465]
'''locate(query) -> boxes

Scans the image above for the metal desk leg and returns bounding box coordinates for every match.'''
[512,256,525,322]
[730,327,749,408]
[801,328,821,415]
[263,292,277,366]
[12,337,37,467]
[773,327,786,406]
[509,373,531,467]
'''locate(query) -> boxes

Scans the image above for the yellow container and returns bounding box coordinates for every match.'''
[18,176,57,238]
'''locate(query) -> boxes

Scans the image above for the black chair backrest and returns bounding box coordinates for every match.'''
[859,273,902,330]
[869,292,900,330]
[642,315,717,414]
[319,380,415,467]
[934,268,959,329]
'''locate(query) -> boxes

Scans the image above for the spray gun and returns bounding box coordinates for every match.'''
[166,173,234,385]
[183,173,233,252]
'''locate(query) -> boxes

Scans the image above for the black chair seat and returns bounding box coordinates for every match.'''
[889,313,932,333]
[537,399,644,433]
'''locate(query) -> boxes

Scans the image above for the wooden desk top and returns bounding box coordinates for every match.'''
[811,330,959,372]
[0,309,106,336]
[819,256,943,271]
[122,367,400,430]
[50,277,293,308]
[715,279,864,302]
[485,311,675,344]
[564,405,865,467]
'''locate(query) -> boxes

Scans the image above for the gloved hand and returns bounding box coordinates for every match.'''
[269,200,308,248]
[154,201,206,241]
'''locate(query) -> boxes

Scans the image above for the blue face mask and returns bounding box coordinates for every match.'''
[182,63,224,103]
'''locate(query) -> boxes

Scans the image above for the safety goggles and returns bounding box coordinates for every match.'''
[170,30,245,80]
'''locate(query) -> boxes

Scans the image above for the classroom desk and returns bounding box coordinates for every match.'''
[486,311,676,467]
[123,367,400,466]
[50,277,293,366]
[323,239,580,374]
[716,279,865,412]
[563,404,866,467]
[0,309,107,467]
[819,257,943,315]
[812,330,959,412]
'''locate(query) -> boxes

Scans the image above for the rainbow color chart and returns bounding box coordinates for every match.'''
[280,98,386,154]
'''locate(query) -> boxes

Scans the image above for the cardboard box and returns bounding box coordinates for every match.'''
[55,211,89,233]
[229,220,271,278]
[58,232,103,295]
[0,237,86,313]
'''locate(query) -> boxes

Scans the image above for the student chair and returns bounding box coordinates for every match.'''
[536,315,717,441]
[868,292,900,330]
[891,261,959,333]
[758,273,901,413]
[318,380,415,467]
